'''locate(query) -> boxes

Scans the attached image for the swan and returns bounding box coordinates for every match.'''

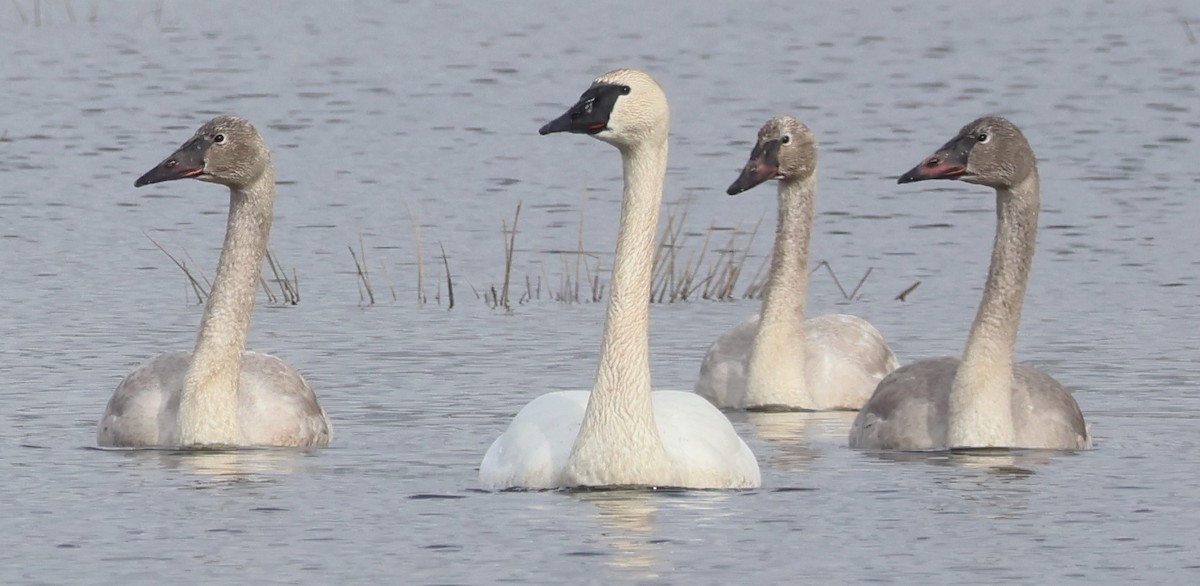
[479,69,761,489]
[694,116,898,411]
[97,116,331,448]
[849,116,1090,451]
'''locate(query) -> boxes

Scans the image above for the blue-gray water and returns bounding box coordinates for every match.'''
[2,0,1199,583]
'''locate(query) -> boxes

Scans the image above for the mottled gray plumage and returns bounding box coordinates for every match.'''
[850,357,1089,450]
[98,116,331,448]
[850,116,1089,451]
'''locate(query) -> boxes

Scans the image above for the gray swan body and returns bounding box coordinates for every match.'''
[97,116,331,448]
[849,116,1089,451]
[696,116,898,411]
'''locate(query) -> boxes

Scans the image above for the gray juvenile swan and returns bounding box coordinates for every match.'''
[695,116,898,411]
[849,116,1089,451]
[97,116,331,448]
[478,69,760,489]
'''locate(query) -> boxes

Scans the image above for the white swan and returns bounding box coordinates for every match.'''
[97,116,331,448]
[479,69,760,489]
[849,116,1090,451]
[695,116,898,411]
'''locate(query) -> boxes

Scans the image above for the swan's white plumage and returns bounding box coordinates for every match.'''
[478,69,759,489]
[97,351,330,448]
[696,313,898,411]
[480,390,760,489]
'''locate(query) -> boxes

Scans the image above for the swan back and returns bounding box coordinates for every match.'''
[849,358,1090,450]
[98,351,330,447]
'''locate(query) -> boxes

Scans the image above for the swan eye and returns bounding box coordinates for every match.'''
[976,133,989,143]
[781,135,791,145]
[213,134,226,144]
[619,85,631,95]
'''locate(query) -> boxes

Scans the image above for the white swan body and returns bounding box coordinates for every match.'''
[479,390,760,489]
[480,69,760,489]
[849,116,1088,451]
[695,116,897,411]
[697,313,898,411]
[98,116,331,449]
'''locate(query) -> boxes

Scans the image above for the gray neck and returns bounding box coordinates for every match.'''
[949,170,1039,447]
[744,173,816,408]
[178,166,275,445]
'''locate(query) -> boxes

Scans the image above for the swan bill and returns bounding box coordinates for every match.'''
[898,157,967,184]
[538,83,630,136]
[135,136,209,187]
[897,132,979,184]
[726,139,782,195]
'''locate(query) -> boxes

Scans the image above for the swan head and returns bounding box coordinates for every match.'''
[726,115,817,195]
[897,116,1036,189]
[539,68,669,150]
[135,116,271,190]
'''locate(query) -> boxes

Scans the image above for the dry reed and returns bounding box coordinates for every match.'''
[146,232,300,306]
[402,201,426,304]
[348,235,375,305]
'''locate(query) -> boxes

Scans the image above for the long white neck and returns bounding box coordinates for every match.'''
[948,170,1039,447]
[744,173,817,409]
[177,167,275,446]
[564,133,674,485]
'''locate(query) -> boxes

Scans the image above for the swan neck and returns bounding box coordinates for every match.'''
[565,135,672,484]
[950,170,1039,447]
[179,167,276,446]
[744,173,816,408]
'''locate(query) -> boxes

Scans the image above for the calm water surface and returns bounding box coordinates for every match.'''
[2,0,1199,584]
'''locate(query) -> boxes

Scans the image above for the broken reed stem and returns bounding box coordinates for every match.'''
[143,231,207,303]
[257,274,279,304]
[403,201,426,304]
[146,233,300,306]
[847,267,873,301]
[378,261,399,302]
[264,247,299,305]
[812,260,848,299]
[349,235,375,305]
[498,201,522,309]
[574,192,587,304]
[181,249,212,292]
[895,280,921,302]
[809,260,875,301]
[439,241,454,309]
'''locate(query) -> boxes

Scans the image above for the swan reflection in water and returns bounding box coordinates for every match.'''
[569,488,739,580]
[734,410,858,472]
[858,447,1079,520]
[101,447,324,492]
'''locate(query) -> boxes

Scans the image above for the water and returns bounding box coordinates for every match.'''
[2,0,1199,583]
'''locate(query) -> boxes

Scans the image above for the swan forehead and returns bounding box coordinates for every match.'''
[759,116,811,141]
[961,115,1016,138]
[198,115,256,137]
[593,68,662,94]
